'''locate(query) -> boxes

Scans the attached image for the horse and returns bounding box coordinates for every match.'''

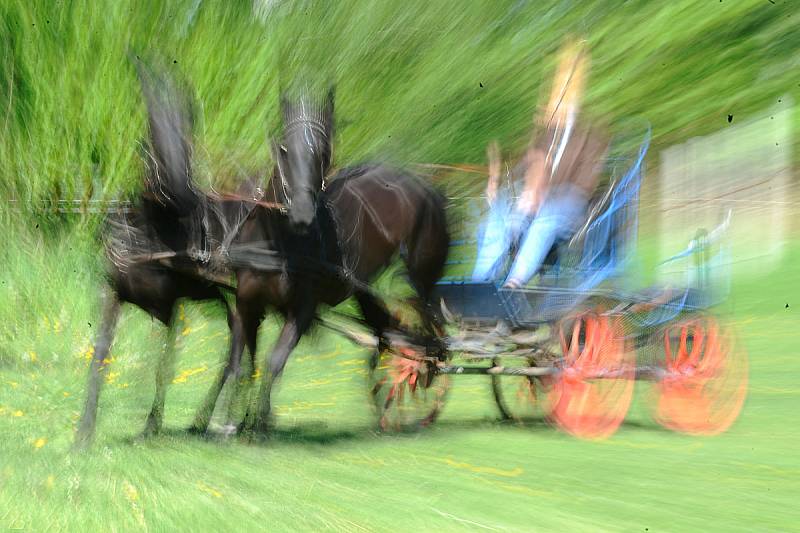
[191,157,451,436]
[73,58,331,448]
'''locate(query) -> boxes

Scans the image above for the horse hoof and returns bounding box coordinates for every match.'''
[71,436,92,453]
[239,423,270,443]
[140,426,159,439]
[141,419,162,439]
[221,424,238,437]
[186,425,207,437]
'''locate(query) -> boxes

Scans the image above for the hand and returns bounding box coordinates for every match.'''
[487,141,501,180]
[516,189,537,215]
[485,141,501,205]
[486,180,498,206]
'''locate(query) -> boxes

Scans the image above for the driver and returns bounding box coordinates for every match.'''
[472,38,608,288]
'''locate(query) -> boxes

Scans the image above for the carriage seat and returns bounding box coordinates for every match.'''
[529,179,617,279]
[567,176,619,251]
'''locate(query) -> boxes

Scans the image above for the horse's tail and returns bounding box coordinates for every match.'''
[404,176,450,304]
[132,53,199,216]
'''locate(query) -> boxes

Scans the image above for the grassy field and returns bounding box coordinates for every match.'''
[0,232,797,531]
[2,0,799,531]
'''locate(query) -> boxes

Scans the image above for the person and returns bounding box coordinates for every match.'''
[472,38,608,288]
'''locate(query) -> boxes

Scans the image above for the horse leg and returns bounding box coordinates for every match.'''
[142,310,178,436]
[190,297,243,434]
[220,302,264,434]
[229,299,265,432]
[74,289,121,450]
[244,303,315,435]
[355,290,398,350]
[404,236,449,356]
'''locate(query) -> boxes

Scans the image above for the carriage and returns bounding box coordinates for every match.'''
[77,59,747,444]
[349,131,748,440]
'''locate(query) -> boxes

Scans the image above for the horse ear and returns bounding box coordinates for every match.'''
[325,85,335,132]
[326,85,335,115]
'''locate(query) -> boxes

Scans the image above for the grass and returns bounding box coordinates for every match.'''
[1,0,798,215]
[1,0,799,530]
[0,223,797,530]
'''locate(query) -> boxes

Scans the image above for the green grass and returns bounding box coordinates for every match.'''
[0,227,798,531]
[2,1,799,530]
[1,0,798,216]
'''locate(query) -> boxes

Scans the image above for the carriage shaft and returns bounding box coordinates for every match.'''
[438,364,663,380]
[439,365,556,377]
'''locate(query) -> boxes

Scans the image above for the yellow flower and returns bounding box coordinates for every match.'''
[123,481,139,502]
[62,391,70,397]
[105,371,120,385]
[28,351,37,363]
[251,368,262,379]
[7,381,18,389]
[33,438,46,449]
[197,482,223,499]
[12,410,23,417]
[46,475,55,489]
[181,326,192,336]
[172,365,208,384]
[81,346,95,361]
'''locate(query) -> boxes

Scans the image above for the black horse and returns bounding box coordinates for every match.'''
[191,156,451,435]
[74,59,331,447]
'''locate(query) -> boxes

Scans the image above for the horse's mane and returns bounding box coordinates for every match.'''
[328,164,378,182]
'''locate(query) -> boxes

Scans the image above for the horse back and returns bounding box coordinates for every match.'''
[322,164,449,280]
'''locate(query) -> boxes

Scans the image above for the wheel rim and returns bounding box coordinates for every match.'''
[547,311,634,439]
[491,356,539,422]
[369,346,449,431]
[654,316,747,435]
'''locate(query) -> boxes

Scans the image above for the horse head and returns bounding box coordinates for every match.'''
[273,85,335,234]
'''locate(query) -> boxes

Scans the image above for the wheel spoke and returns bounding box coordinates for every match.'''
[548,310,634,439]
[654,316,747,436]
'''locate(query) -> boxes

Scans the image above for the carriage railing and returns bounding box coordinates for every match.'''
[629,209,733,328]
[541,130,650,290]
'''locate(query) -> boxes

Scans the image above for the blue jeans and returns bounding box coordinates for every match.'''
[471,190,529,282]
[472,186,588,286]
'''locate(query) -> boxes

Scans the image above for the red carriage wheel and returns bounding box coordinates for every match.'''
[368,344,450,432]
[546,311,635,439]
[654,315,747,435]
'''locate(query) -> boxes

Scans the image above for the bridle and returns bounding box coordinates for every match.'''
[274,115,332,208]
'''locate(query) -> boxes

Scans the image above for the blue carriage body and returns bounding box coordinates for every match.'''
[434,128,734,329]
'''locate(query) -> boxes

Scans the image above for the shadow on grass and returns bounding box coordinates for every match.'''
[113,411,665,450]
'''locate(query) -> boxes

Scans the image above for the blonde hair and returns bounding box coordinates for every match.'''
[538,37,589,131]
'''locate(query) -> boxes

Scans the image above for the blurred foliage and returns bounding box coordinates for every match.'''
[0,0,796,226]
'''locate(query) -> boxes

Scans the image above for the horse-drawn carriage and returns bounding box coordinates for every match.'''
[76,59,747,446]
[352,132,748,440]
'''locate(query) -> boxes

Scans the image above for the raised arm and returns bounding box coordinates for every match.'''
[517,146,547,215]
[485,140,502,206]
